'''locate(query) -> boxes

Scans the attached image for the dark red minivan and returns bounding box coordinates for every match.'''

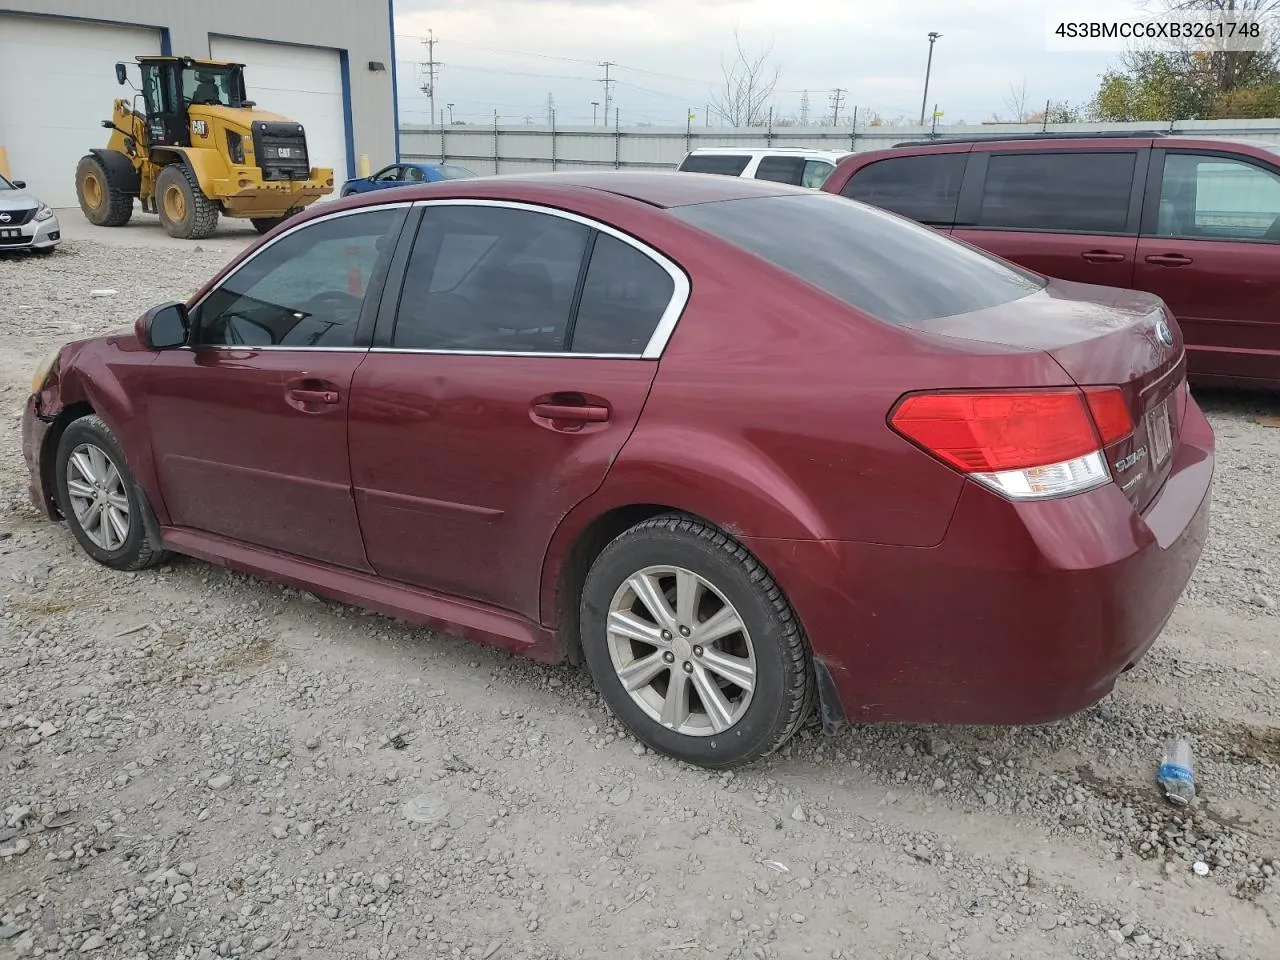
[824,133,1280,390]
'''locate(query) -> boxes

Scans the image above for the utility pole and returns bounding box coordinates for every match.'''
[420,30,440,131]
[546,93,555,125]
[919,31,941,126]
[799,89,810,126]
[598,61,616,127]
[704,102,710,127]
[828,88,846,127]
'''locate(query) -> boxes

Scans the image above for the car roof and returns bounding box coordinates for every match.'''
[343,170,810,208]
[685,146,851,158]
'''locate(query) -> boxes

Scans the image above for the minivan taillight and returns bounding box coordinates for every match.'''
[889,388,1134,500]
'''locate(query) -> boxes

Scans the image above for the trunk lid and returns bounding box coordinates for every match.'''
[903,279,1186,512]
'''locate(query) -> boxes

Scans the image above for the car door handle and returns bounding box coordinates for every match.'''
[288,388,339,404]
[531,401,610,422]
[1145,253,1193,267]
[1081,250,1126,263]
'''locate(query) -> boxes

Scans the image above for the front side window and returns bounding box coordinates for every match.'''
[678,154,751,176]
[755,156,806,185]
[978,151,1137,234]
[394,205,590,352]
[672,193,1045,325]
[373,166,401,182]
[193,208,405,348]
[1156,153,1280,241]
[843,153,966,226]
[801,160,835,189]
[182,67,235,107]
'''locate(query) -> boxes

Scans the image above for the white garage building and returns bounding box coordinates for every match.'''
[0,2,398,207]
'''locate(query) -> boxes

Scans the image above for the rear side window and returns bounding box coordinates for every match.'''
[754,155,806,185]
[678,154,751,176]
[842,154,966,226]
[978,152,1137,234]
[671,193,1044,325]
[571,234,675,354]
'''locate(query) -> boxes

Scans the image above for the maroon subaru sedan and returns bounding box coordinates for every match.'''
[22,172,1214,767]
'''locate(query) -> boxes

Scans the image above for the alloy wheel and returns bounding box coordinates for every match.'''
[65,442,131,551]
[606,565,757,737]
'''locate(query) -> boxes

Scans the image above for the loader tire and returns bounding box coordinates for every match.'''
[75,155,134,227]
[156,164,219,240]
[250,206,304,235]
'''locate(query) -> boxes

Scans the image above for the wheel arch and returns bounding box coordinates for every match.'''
[87,149,141,196]
[38,401,96,520]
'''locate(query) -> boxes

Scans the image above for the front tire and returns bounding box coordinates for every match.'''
[580,514,813,768]
[54,415,168,571]
[155,164,219,240]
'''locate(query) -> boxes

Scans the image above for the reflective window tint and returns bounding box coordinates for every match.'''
[843,154,966,225]
[678,154,752,176]
[570,234,674,354]
[978,152,1136,234]
[754,156,806,185]
[194,209,404,347]
[394,205,590,352]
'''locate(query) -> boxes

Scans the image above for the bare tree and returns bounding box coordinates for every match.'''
[710,27,781,127]
[1002,78,1031,122]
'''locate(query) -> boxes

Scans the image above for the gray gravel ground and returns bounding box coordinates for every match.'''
[1,229,1278,960]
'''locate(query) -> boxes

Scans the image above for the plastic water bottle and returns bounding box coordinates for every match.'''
[1157,738,1196,806]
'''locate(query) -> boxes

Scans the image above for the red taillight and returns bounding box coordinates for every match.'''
[1083,387,1135,445]
[891,390,1103,473]
[889,387,1133,500]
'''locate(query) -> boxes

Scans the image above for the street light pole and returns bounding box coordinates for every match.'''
[919,31,941,127]
[446,103,455,124]
[591,101,600,126]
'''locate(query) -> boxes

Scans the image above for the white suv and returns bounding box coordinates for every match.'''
[675,147,852,189]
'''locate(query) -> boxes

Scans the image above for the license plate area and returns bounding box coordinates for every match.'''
[1147,398,1173,466]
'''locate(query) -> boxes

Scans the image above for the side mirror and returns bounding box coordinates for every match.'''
[11,180,25,189]
[136,302,189,350]
[116,62,127,85]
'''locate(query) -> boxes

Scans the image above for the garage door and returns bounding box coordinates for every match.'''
[209,37,349,196]
[0,16,162,207]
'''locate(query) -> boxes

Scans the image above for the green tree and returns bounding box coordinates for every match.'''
[1093,1,1280,119]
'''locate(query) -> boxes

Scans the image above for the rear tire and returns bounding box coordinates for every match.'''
[54,415,169,572]
[250,207,303,235]
[580,514,814,768]
[155,164,219,240]
[75,155,134,227]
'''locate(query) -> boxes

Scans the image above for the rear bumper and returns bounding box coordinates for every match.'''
[746,396,1215,726]
[22,394,58,520]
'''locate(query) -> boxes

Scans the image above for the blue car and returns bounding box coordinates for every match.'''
[340,161,477,197]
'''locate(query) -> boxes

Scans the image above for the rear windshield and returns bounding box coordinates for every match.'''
[670,193,1045,324]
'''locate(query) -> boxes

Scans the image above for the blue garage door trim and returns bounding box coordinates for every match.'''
[0,9,171,54]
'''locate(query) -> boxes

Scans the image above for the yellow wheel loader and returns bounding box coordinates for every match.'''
[75,56,335,239]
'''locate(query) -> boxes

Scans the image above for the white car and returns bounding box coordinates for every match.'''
[0,172,60,253]
[676,147,852,189]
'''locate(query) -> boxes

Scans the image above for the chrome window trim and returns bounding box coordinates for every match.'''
[389,197,691,360]
[183,196,692,360]
[184,202,415,351]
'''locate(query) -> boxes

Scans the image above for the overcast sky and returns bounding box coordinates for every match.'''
[391,0,1153,127]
